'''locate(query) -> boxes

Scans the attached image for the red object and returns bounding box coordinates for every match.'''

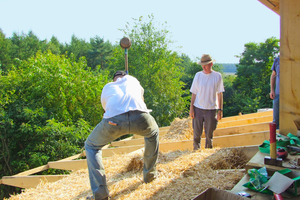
[277,148,288,159]
[274,193,284,200]
[269,122,277,143]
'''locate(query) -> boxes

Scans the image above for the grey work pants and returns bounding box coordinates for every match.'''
[192,107,218,150]
[85,110,159,196]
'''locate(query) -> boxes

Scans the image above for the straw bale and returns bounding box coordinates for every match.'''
[125,155,143,172]
[6,147,248,200]
[160,117,193,142]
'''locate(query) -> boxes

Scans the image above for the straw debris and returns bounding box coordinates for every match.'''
[125,155,143,172]
[161,117,193,142]
[6,147,249,200]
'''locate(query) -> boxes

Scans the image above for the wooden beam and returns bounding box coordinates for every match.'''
[219,110,272,123]
[94,132,267,156]
[213,122,269,137]
[112,121,270,147]
[13,152,87,176]
[48,160,87,171]
[217,115,273,128]
[280,0,300,135]
[1,175,68,189]
[211,131,269,149]
[160,131,269,152]
[102,144,144,157]
[111,138,144,147]
[258,0,280,15]
[132,127,170,139]
[14,165,49,177]
[59,152,85,161]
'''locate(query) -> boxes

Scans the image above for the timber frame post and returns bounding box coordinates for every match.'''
[280,0,300,135]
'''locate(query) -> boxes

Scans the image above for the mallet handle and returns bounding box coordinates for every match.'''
[269,122,277,159]
[125,48,128,74]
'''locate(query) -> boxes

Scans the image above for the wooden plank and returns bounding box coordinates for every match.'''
[160,131,269,152]
[1,175,68,189]
[219,110,272,123]
[86,130,269,156]
[13,151,87,176]
[133,127,169,139]
[213,122,269,137]
[112,122,270,147]
[48,160,87,171]
[59,152,85,161]
[280,0,300,135]
[217,115,272,129]
[102,145,144,157]
[111,131,172,147]
[212,131,269,149]
[258,0,280,15]
[14,165,49,177]
[111,138,144,147]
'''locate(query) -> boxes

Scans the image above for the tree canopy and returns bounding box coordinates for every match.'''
[224,37,279,116]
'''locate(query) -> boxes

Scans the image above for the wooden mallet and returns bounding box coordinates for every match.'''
[120,37,132,74]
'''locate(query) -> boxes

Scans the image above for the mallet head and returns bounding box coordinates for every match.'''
[120,37,132,49]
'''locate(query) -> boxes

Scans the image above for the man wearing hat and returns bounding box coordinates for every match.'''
[85,71,159,200]
[189,54,225,150]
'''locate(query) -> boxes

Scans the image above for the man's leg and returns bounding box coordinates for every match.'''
[203,109,218,148]
[85,117,128,199]
[85,146,109,200]
[273,94,279,129]
[193,107,204,150]
[129,111,159,183]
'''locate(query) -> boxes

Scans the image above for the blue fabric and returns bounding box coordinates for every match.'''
[273,94,279,129]
[85,110,159,195]
[271,57,280,95]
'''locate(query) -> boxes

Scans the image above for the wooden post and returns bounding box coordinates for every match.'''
[280,0,300,135]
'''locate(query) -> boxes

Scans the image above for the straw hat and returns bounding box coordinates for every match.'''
[198,54,215,65]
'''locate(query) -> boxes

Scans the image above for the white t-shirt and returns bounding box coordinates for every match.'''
[101,75,151,118]
[190,71,225,110]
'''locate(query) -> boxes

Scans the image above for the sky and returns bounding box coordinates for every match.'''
[0,0,280,63]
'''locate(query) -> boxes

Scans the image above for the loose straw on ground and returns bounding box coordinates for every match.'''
[7,117,249,200]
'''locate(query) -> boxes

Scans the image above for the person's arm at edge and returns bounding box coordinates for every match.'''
[270,70,276,99]
[190,93,196,118]
[217,92,223,121]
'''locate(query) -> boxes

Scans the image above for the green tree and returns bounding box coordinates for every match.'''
[0,52,109,198]
[10,31,41,61]
[64,35,91,61]
[0,29,12,73]
[87,36,113,70]
[109,15,188,126]
[42,36,64,55]
[226,37,279,115]
[179,54,201,91]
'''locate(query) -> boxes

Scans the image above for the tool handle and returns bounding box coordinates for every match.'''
[274,193,284,200]
[125,48,128,74]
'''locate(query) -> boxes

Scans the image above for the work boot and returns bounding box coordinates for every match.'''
[86,185,109,200]
[94,185,109,200]
[86,196,109,200]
